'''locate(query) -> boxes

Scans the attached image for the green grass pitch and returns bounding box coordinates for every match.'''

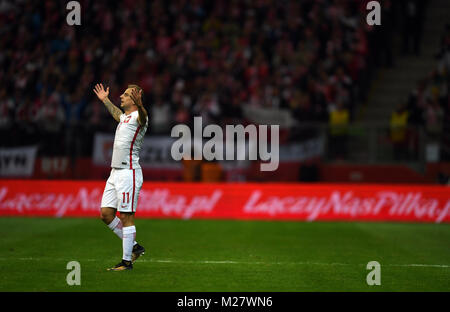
[0,217,449,292]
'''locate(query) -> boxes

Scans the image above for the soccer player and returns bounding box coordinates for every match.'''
[93,83,148,271]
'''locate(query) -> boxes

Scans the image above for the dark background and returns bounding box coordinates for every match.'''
[0,0,449,183]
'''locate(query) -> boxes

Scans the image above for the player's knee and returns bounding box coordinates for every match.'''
[118,212,134,226]
[118,213,128,223]
[100,208,115,224]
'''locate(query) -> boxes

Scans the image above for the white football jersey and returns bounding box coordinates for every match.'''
[111,110,148,169]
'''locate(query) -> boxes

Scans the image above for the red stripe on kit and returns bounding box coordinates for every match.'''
[131,169,136,212]
[129,126,141,169]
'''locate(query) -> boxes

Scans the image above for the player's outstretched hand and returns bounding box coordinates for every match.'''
[93,83,110,102]
[131,88,143,107]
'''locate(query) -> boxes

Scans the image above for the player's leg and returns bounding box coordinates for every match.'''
[100,170,124,240]
[101,206,140,247]
[129,168,145,262]
[108,169,141,271]
[101,170,120,233]
[100,207,116,224]
[101,169,139,245]
[118,210,145,263]
[118,211,136,266]
[107,213,135,271]
[101,207,122,238]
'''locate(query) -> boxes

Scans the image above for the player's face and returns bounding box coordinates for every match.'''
[119,88,136,109]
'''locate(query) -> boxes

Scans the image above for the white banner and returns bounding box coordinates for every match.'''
[0,146,38,177]
[93,133,324,168]
[279,137,325,161]
[93,133,181,168]
[242,106,295,128]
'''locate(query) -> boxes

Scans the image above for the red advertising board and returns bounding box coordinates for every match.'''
[0,180,449,223]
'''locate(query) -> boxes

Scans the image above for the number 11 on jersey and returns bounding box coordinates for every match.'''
[122,192,130,203]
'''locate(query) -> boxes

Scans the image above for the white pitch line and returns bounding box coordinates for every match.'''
[386,263,450,268]
[140,259,450,268]
[0,257,449,268]
[141,259,355,266]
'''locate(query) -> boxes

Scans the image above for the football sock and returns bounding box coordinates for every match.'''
[107,216,123,239]
[107,217,137,246]
[122,225,136,262]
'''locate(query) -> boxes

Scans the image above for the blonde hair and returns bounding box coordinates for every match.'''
[128,84,143,102]
[128,84,142,92]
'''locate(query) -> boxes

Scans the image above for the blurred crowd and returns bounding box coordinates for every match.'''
[0,0,425,158]
[390,23,450,160]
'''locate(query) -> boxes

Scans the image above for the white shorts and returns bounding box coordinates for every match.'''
[101,168,143,213]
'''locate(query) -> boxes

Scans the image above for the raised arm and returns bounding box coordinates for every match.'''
[93,83,122,122]
[131,88,148,127]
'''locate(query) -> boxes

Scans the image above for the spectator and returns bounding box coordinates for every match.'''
[0,0,406,159]
[424,97,443,138]
[150,97,171,134]
[407,79,429,126]
[328,101,349,160]
[35,89,66,156]
[390,102,410,161]
[401,0,428,56]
